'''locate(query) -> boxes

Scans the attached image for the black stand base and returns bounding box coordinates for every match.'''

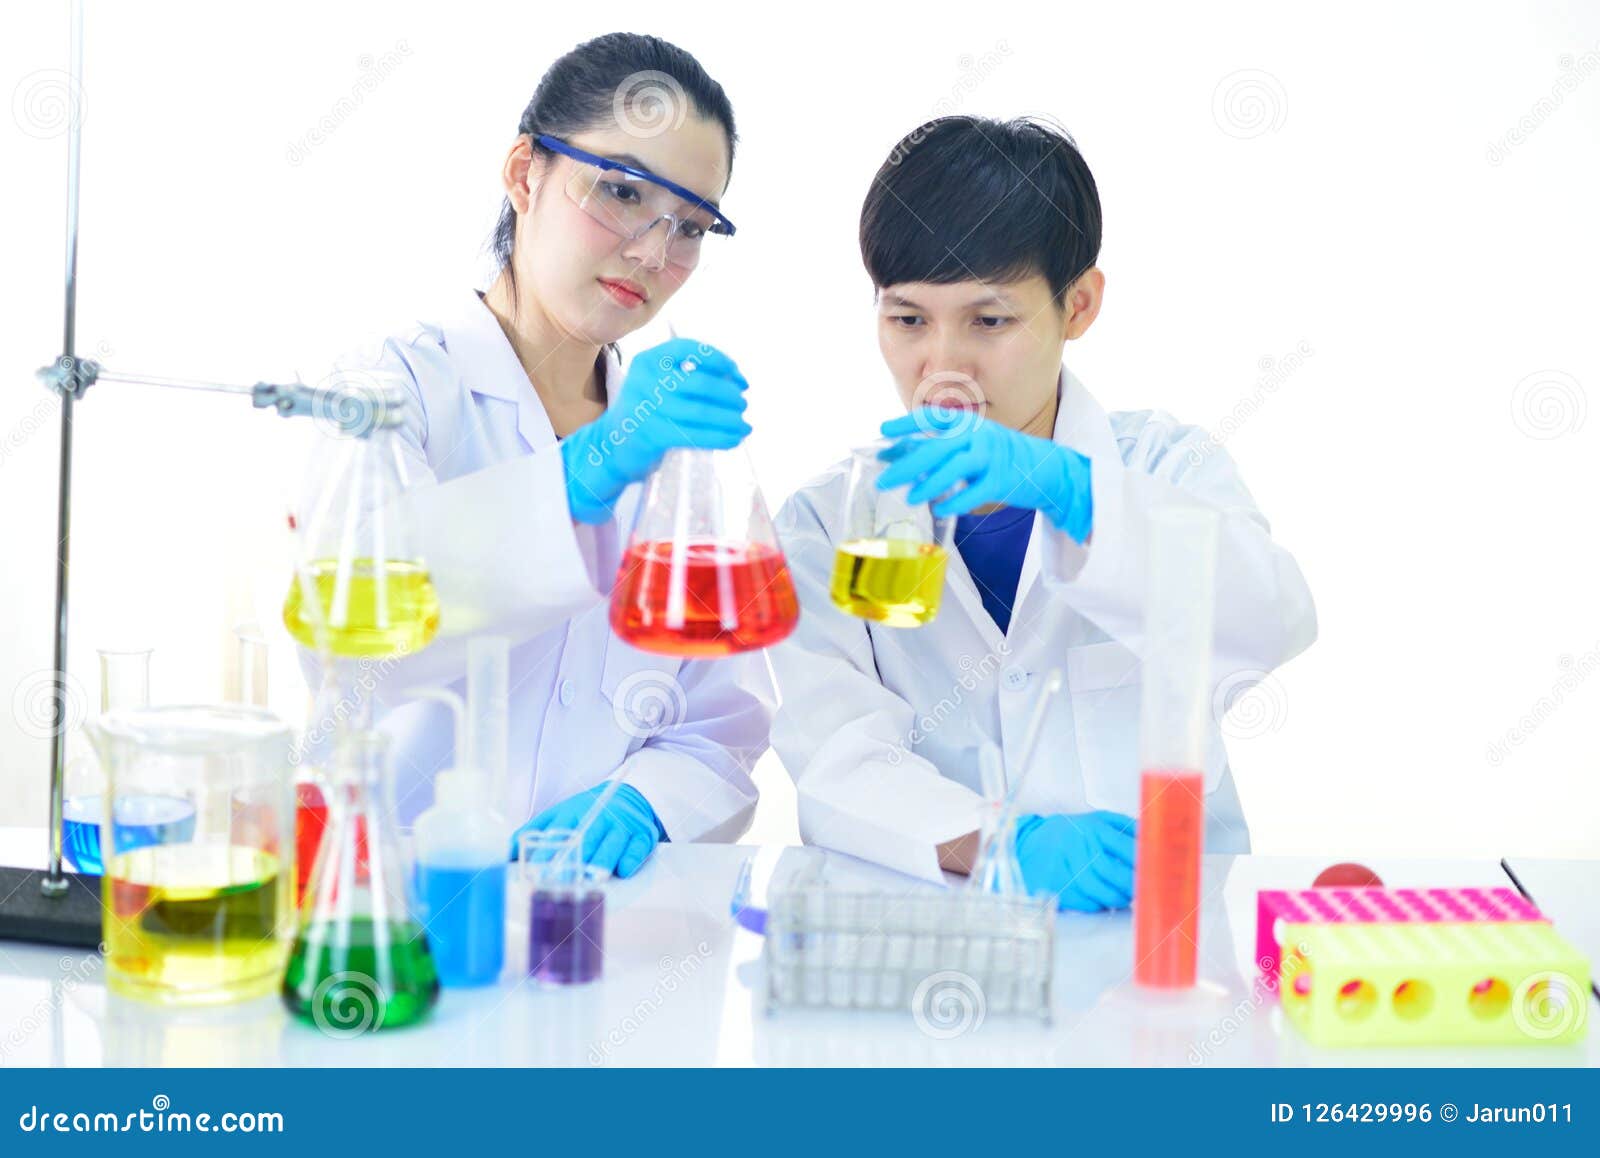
[0,865,103,948]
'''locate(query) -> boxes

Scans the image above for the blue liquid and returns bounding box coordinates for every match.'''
[415,861,506,987]
[61,794,197,875]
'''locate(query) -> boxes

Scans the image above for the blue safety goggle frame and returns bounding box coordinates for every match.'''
[535,134,737,237]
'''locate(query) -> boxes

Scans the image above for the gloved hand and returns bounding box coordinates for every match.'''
[1015,811,1137,912]
[512,783,666,879]
[562,338,752,524]
[877,407,1093,542]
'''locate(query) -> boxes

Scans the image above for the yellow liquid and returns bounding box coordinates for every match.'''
[282,557,440,658]
[829,539,949,627]
[104,844,286,1005]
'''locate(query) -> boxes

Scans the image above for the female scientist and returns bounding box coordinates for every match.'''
[296,34,768,878]
[770,117,1317,905]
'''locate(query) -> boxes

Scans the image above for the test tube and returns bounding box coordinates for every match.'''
[1132,504,1220,989]
[233,622,269,707]
[97,647,152,712]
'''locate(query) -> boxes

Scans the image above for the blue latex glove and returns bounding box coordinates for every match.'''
[512,783,666,880]
[877,407,1093,543]
[1015,811,1137,912]
[561,338,752,524]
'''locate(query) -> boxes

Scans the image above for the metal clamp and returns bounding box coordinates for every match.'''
[35,356,101,400]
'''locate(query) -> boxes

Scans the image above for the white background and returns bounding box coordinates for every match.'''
[2,0,1597,859]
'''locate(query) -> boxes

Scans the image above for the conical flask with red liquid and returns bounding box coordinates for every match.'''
[610,447,799,657]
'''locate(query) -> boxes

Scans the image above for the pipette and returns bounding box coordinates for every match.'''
[973,669,1064,873]
[546,769,633,877]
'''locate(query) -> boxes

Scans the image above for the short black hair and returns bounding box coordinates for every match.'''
[490,33,737,296]
[859,116,1101,304]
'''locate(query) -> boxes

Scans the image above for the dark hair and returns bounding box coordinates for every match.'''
[859,116,1101,304]
[489,33,737,298]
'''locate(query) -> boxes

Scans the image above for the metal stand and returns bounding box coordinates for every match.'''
[0,0,402,948]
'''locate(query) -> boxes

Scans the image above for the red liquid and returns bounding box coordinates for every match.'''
[293,782,369,908]
[610,539,799,657]
[1133,768,1205,988]
[293,782,328,908]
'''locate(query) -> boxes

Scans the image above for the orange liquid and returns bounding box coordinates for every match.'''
[610,539,799,658]
[1133,768,1205,988]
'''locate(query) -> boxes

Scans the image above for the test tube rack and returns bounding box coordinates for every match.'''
[762,885,1054,1022]
[1258,888,1589,1047]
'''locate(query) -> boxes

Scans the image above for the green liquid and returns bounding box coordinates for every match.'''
[282,917,439,1032]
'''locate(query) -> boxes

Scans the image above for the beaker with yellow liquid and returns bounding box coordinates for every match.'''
[282,381,440,658]
[828,441,954,627]
[87,706,295,1006]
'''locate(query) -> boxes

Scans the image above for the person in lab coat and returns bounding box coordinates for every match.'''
[295,34,770,878]
[770,116,1317,906]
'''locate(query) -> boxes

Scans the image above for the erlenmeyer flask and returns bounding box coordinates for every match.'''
[282,730,438,1032]
[282,392,440,659]
[970,802,1029,898]
[610,447,799,657]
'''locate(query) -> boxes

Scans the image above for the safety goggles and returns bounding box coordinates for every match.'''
[537,134,735,272]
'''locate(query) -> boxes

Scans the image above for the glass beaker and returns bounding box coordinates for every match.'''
[86,705,294,1006]
[64,648,199,877]
[282,387,440,659]
[283,730,438,1031]
[828,441,954,627]
[610,447,799,657]
[520,830,606,986]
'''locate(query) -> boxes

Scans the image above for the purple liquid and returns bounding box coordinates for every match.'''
[528,888,604,984]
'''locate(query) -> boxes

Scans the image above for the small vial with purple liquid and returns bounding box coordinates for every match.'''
[520,829,607,986]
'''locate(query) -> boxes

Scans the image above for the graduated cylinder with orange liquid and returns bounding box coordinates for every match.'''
[1132,506,1221,989]
[610,447,799,657]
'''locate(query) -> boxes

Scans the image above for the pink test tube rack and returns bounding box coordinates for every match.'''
[1256,887,1546,995]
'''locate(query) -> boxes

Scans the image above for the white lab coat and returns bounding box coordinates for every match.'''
[769,367,1317,882]
[295,289,773,841]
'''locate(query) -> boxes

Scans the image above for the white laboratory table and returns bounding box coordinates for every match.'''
[0,825,1595,1067]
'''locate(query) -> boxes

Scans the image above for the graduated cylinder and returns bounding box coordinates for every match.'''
[1133,504,1220,989]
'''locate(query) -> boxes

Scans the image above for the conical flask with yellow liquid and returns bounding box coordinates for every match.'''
[282,379,440,659]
